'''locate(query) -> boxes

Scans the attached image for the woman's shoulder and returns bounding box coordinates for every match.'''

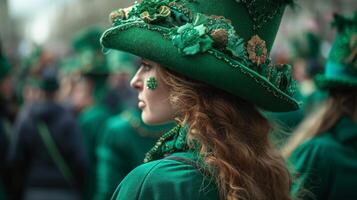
[124,152,210,183]
[112,152,219,200]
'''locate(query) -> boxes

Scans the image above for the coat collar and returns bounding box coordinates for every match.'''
[143,124,189,163]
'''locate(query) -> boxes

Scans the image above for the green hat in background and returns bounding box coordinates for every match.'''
[106,50,138,76]
[291,32,322,59]
[305,32,322,58]
[291,31,325,77]
[59,56,82,75]
[315,11,357,89]
[101,0,299,112]
[73,27,109,75]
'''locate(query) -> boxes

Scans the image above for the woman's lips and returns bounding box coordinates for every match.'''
[138,100,146,109]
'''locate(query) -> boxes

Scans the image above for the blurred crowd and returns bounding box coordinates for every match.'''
[0,0,356,200]
[0,27,173,200]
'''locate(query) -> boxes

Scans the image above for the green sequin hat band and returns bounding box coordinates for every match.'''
[101,0,299,112]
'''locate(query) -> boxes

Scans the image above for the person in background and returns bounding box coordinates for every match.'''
[94,50,173,200]
[100,0,299,199]
[56,56,82,111]
[8,65,88,200]
[265,31,327,148]
[15,47,49,105]
[291,31,327,114]
[283,11,357,200]
[105,50,138,112]
[71,27,113,200]
[95,108,174,200]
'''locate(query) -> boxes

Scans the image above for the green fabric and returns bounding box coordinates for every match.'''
[0,54,11,81]
[288,117,357,200]
[78,104,113,200]
[301,89,328,115]
[315,11,357,89]
[111,152,219,200]
[101,0,299,112]
[95,109,173,200]
[111,124,219,200]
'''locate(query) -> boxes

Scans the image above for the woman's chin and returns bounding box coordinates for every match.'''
[142,117,162,125]
[141,113,171,126]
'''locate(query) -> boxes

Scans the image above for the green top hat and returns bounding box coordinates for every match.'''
[315,11,357,89]
[101,0,299,112]
[73,27,109,75]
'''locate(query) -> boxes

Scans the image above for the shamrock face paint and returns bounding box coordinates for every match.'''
[146,77,157,90]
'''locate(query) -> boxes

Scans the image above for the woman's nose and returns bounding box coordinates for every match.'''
[130,73,143,90]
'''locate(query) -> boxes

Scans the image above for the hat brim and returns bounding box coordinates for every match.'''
[101,23,299,112]
[315,74,357,89]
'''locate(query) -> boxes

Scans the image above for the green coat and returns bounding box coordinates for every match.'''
[111,125,220,200]
[289,117,357,200]
[78,103,113,199]
[94,109,173,200]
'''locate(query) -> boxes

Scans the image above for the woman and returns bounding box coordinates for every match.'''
[283,12,357,200]
[101,0,299,199]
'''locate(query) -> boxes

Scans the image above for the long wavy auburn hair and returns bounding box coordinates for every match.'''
[282,88,357,158]
[157,66,292,200]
